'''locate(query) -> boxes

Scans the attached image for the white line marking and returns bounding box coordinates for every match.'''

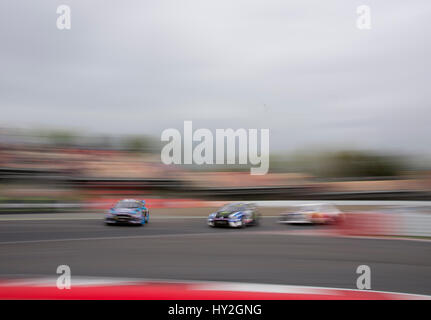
[0,231,257,245]
[252,230,431,243]
[1,226,430,244]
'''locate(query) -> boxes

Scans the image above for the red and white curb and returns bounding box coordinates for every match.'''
[0,278,429,300]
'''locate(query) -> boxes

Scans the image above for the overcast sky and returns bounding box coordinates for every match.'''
[0,1,430,154]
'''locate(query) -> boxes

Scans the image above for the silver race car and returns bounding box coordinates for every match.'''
[278,203,344,225]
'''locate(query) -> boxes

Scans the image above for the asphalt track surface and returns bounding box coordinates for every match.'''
[0,210,430,295]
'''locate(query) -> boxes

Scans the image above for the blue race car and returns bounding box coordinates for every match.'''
[207,202,260,228]
[105,199,149,226]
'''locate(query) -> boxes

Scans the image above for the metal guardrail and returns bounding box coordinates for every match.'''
[252,200,431,207]
[0,203,83,209]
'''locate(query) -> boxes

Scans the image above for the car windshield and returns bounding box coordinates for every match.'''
[115,201,139,209]
[220,204,247,212]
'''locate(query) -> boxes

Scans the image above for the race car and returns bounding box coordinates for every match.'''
[208,202,260,228]
[105,199,149,226]
[278,203,344,225]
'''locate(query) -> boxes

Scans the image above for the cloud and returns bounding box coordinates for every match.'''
[0,0,430,153]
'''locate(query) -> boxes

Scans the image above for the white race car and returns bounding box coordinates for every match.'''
[278,203,344,225]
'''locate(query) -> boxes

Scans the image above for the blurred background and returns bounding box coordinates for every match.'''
[0,127,430,213]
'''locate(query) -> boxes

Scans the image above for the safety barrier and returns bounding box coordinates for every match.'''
[335,211,431,238]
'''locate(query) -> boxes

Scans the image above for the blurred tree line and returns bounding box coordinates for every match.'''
[0,128,414,179]
[270,150,404,178]
[34,129,160,153]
